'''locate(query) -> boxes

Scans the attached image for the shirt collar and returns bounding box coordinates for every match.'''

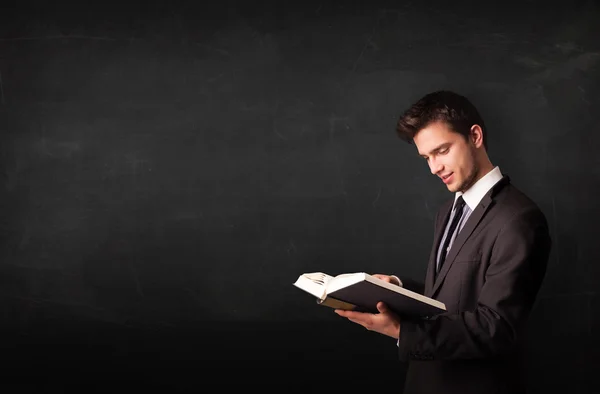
[455,166,503,210]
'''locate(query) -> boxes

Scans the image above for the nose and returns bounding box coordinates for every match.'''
[429,158,443,175]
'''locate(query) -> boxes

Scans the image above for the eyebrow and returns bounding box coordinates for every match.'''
[419,142,451,158]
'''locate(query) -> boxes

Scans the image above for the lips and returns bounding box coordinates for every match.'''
[441,173,453,184]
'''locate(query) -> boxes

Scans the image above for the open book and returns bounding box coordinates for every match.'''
[293,272,446,317]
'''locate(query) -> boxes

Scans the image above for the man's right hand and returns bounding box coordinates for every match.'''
[372,274,401,287]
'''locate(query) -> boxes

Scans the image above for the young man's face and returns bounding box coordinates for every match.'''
[413,121,480,193]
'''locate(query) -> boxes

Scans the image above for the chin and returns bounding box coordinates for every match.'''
[446,182,458,192]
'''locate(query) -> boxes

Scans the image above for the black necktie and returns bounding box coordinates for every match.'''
[437,196,466,273]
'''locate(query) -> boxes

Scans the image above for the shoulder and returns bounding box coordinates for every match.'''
[493,183,549,232]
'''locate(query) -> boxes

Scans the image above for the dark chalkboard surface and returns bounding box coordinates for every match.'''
[0,0,599,392]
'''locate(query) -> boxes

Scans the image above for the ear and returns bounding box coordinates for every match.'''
[469,124,484,148]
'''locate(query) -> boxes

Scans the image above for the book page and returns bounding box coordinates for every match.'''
[293,272,334,300]
[304,272,334,286]
[318,297,358,311]
[325,272,365,294]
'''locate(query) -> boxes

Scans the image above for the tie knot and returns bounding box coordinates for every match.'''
[454,196,465,211]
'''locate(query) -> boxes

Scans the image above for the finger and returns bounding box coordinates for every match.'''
[342,311,365,319]
[335,310,359,318]
[373,274,391,282]
[376,302,389,313]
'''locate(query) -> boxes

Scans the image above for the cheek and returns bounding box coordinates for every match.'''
[448,153,463,173]
[454,152,470,176]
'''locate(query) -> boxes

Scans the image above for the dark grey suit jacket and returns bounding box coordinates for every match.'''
[397,176,552,394]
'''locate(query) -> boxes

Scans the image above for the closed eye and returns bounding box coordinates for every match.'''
[420,144,450,160]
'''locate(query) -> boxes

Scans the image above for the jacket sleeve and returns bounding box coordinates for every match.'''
[397,207,552,361]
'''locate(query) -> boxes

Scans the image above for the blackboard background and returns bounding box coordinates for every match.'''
[1,0,599,392]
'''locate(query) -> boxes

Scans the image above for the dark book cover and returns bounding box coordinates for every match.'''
[327,279,445,318]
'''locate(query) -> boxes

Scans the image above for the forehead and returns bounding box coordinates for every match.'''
[414,122,462,155]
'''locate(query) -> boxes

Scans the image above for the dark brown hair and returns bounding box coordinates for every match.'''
[396,90,487,149]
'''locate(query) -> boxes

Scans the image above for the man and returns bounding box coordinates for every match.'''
[335,90,552,394]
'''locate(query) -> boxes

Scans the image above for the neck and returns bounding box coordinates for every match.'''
[472,160,495,186]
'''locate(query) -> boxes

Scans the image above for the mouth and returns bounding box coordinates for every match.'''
[441,173,454,184]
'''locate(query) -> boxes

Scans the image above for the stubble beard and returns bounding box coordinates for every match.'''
[456,150,480,193]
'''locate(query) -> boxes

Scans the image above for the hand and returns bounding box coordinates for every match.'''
[372,274,401,286]
[335,302,401,339]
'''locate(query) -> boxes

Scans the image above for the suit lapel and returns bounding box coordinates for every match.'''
[430,176,511,297]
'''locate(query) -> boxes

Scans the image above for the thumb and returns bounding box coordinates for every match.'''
[376,302,388,314]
